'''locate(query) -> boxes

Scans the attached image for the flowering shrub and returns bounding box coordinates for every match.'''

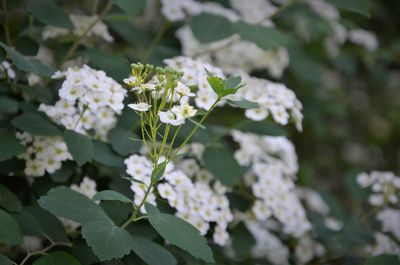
[0,0,399,265]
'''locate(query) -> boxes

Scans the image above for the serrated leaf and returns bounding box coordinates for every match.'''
[111,0,147,16]
[190,13,235,43]
[203,145,243,187]
[0,208,22,245]
[0,184,22,212]
[145,204,214,263]
[27,0,73,29]
[132,236,177,265]
[11,113,62,136]
[0,42,55,77]
[63,130,94,166]
[0,96,18,113]
[93,190,132,204]
[226,99,259,109]
[0,254,13,265]
[33,251,81,265]
[81,219,134,261]
[38,187,110,224]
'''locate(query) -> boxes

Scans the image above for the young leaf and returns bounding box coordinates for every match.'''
[0,209,22,245]
[81,220,134,261]
[38,187,110,224]
[206,75,224,96]
[151,162,167,182]
[226,99,259,109]
[224,76,241,90]
[131,236,177,265]
[63,130,94,166]
[0,184,23,212]
[33,251,81,265]
[11,113,62,136]
[27,0,73,29]
[0,42,55,77]
[203,145,244,187]
[93,190,132,204]
[145,203,214,263]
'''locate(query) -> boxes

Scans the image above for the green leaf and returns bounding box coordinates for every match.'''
[84,49,130,81]
[226,99,259,109]
[33,251,81,265]
[0,184,23,212]
[0,96,18,113]
[12,210,44,235]
[81,219,134,261]
[234,22,289,51]
[108,127,141,156]
[232,223,255,259]
[0,254,13,265]
[203,145,243,187]
[132,236,177,265]
[190,13,235,43]
[11,113,62,136]
[111,0,147,16]
[50,161,75,182]
[327,0,371,17]
[224,76,242,90]
[93,190,132,204]
[145,204,214,263]
[363,255,399,265]
[207,75,225,95]
[38,186,110,224]
[27,0,73,29]
[63,130,94,166]
[93,140,124,168]
[151,162,167,182]
[0,42,55,77]
[0,208,22,245]
[27,206,68,243]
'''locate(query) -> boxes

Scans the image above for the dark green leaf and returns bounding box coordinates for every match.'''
[132,236,177,265]
[203,145,243,187]
[93,190,132,204]
[0,184,22,212]
[190,13,235,43]
[327,0,371,16]
[38,186,110,224]
[0,254,13,265]
[111,0,146,16]
[0,42,55,77]
[93,140,124,168]
[12,210,44,235]
[33,251,81,265]
[72,238,99,265]
[81,220,134,261]
[234,22,289,51]
[226,99,259,109]
[145,204,214,263]
[85,50,130,81]
[363,254,399,265]
[27,0,73,28]
[63,130,94,166]
[151,162,167,182]
[232,223,255,259]
[0,208,22,245]
[50,161,75,183]
[0,96,18,113]
[11,113,62,136]
[108,127,141,156]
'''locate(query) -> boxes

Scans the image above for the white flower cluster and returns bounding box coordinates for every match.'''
[295,236,326,264]
[42,14,113,43]
[124,149,234,246]
[0,61,16,80]
[16,132,71,177]
[39,65,126,140]
[61,177,98,233]
[357,171,400,257]
[231,130,311,237]
[164,56,225,110]
[348,29,379,52]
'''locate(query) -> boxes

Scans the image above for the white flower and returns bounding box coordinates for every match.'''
[172,103,197,119]
[159,110,185,126]
[128,102,152,112]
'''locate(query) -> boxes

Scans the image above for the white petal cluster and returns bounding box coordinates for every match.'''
[0,60,16,80]
[234,73,303,130]
[39,65,127,140]
[348,29,379,52]
[356,171,400,206]
[232,130,311,237]
[230,0,277,24]
[43,14,113,43]
[365,232,400,257]
[164,56,225,110]
[295,236,326,264]
[16,132,71,177]
[376,208,400,241]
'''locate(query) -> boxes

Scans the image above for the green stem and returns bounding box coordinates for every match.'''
[2,0,11,45]
[19,242,71,265]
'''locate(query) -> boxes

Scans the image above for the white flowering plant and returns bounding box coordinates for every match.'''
[0,0,399,265]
